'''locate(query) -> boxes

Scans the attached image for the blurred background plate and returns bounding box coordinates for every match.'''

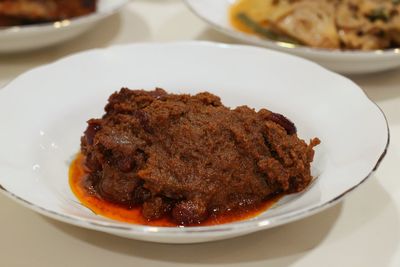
[0,0,128,53]
[184,0,400,74]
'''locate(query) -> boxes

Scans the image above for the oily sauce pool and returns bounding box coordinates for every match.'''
[69,153,282,227]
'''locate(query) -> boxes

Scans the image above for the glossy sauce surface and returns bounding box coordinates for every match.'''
[69,153,281,227]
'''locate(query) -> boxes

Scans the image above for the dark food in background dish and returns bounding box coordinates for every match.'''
[81,88,320,225]
[0,0,96,27]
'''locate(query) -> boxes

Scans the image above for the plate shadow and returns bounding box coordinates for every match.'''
[43,202,342,265]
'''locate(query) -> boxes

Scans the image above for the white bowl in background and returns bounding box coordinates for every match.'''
[0,0,128,53]
[185,0,400,74]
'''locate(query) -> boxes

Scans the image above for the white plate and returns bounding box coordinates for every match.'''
[0,42,389,243]
[0,0,128,53]
[184,0,400,74]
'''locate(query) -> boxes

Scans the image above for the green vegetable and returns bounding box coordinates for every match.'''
[236,13,301,44]
[367,8,390,22]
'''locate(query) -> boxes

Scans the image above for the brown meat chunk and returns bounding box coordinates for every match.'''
[172,199,208,225]
[81,88,320,225]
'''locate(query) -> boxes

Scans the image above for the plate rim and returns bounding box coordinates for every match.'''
[0,0,129,34]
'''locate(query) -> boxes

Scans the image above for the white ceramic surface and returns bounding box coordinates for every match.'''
[0,42,388,243]
[184,0,400,74]
[0,0,128,53]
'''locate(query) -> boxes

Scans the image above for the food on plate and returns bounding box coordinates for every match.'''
[73,88,320,226]
[0,0,97,27]
[230,0,400,50]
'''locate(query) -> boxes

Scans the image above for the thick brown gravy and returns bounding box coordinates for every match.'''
[69,153,282,227]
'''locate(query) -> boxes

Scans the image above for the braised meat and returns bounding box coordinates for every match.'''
[81,88,320,225]
[0,0,96,26]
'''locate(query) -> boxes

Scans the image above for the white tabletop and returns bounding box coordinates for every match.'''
[1,1,400,266]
